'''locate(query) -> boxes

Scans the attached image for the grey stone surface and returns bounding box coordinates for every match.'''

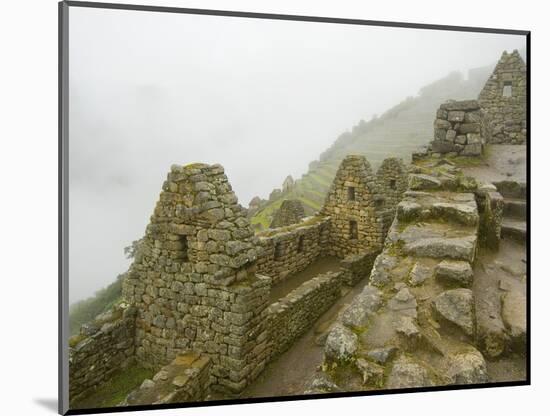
[435,260,473,287]
[447,350,488,385]
[432,289,475,336]
[342,285,383,328]
[501,291,527,344]
[388,288,418,318]
[409,263,432,286]
[386,356,435,389]
[325,324,359,363]
[366,346,398,364]
[408,174,441,190]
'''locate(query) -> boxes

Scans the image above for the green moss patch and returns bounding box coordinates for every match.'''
[72,365,155,410]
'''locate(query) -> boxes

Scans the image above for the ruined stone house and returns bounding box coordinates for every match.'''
[69,155,408,406]
[428,50,527,157]
[478,50,527,145]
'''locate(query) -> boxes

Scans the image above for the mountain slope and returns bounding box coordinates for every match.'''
[250,66,493,230]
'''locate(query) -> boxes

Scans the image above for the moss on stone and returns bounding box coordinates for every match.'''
[69,334,87,348]
[71,365,155,410]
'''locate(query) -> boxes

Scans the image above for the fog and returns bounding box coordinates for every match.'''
[68,6,526,303]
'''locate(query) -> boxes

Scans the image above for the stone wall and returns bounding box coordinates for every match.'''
[270,199,306,228]
[376,158,408,235]
[476,184,504,250]
[340,250,379,286]
[431,100,483,156]
[478,50,527,145]
[256,217,330,285]
[123,352,211,406]
[268,271,343,358]
[69,304,136,406]
[321,155,386,258]
[121,163,271,393]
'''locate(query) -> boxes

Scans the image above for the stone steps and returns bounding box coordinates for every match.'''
[501,218,527,244]
[503,198,526,220]
[397,191,478,226]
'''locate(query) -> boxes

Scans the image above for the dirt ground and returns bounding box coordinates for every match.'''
[462,144,526,183]
[473,238,527,382]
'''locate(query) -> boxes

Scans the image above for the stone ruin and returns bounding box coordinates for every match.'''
[269,199,305,228]
[321,155,407,258]
[120,163,270,395]
[69,155,408,407]
[431,100,483,156]
[422,50,527,159]
[478,50,527,145]
[312,159,523,394]
[282,175,295,192]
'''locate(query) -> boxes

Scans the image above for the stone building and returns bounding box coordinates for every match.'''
[478,50,527,144]
[321,155,387,258]
[121,163,271,393]
[423,50,526,159]
[70,156,408,406]
[376,157,408,235]
[269,199,305,228]
[282,175,295,193]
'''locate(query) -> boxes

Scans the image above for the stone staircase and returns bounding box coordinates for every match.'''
[496,181,527,244]
[309,162,494,391]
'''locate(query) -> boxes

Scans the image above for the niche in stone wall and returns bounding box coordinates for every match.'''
[297,235,305,253]
[349,220,358,240]
[175,235,189,262]
[389,179,396,190]
[274,242,284,260]
[347,186,356,201]
[502,81,512,97]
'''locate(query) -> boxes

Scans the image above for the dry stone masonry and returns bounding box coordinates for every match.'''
[478,50,527,145]
[268,271,343,358]
[121,163,271,394]
[415,50,527,161]
[321,155,406,258]
[311,160,524,393]
[431,100,483,156]
[68,155,413,406]
[375,157,408,234]
[69,303,136,406]
[269,199,306,228]
[123,352,211,406]
[257,217,330,285]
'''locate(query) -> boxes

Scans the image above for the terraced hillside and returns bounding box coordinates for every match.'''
[251,67,493,230]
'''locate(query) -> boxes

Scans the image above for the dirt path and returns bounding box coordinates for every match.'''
[462,144,526,183]
[242,277,368,399]
[473,238,527,382]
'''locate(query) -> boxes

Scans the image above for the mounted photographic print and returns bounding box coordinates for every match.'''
[59,1,530,414]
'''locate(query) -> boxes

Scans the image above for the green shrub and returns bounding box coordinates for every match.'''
[69,275,124,336]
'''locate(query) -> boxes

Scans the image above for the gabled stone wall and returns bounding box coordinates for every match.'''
[270,199,306,228]
[321,155,386,258]
[376,158,408,235]
[71,155,409,403]
[478,50,527,144]
[121,163,271,393]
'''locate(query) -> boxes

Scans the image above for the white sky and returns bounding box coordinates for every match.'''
[68,6,526,302]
